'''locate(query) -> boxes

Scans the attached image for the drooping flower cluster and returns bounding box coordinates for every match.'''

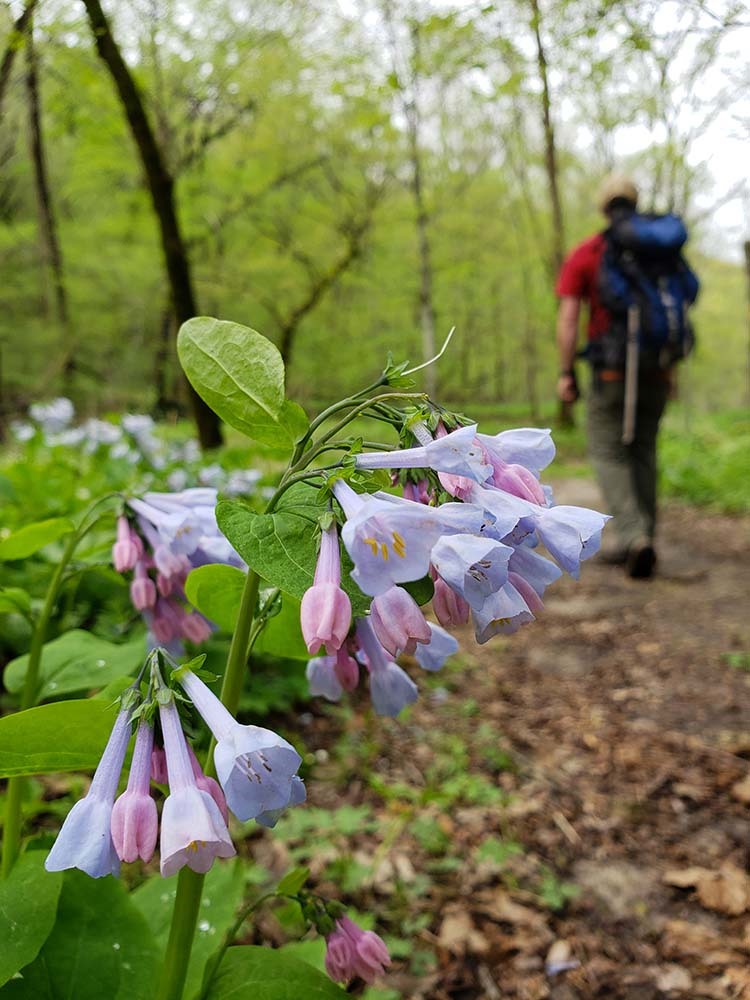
[303,421,608,716]
[325,916,391,985]
[45,657,304,879]
[113,488,244,652]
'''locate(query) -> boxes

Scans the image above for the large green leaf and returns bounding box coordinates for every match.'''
[2,871,158,1000]
[0,852,63,988]
[0,518,73,562]
[131,861,246,1000]
[177,318,308,450]
[204,946,348,1000]
[0,699,120,778]
[4,630,145,701]
[185,565,246,632]
[217,486,369,616]
[0,587,32,616]
[254,595,308,661]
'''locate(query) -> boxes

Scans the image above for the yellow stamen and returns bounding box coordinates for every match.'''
[392,531,406,558]
[364,537,379,555]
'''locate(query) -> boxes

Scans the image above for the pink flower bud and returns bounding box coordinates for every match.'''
[402,479,432,505]
[130,561,156,610]
[431,574,470,628]
[111,720,158,863]
[151,746,168,783]
[151,599,183,644]
[157,572,174,597]
[325,916,391,985]
[186,743,229,823]
[490,460,547,505]
[112,516,140,572]
[334,645,359,692]
[369,586,431,656]
[181,612,213,645]
[300,524,351,655]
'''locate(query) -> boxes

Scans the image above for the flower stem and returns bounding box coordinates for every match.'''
[154,567,260,1000]
[1,527,81,878]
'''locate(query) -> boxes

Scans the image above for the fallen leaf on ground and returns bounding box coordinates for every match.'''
[437,907,490,955]
[663,865,750,915]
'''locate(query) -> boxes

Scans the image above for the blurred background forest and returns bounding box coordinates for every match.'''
[0,0,748,429]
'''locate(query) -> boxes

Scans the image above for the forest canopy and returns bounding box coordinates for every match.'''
[0,0,747,426]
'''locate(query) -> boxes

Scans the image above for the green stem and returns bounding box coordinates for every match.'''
[1,527,81,878]
[154,569,260,1000]
[301,391,427,461]
[292,376,387,462]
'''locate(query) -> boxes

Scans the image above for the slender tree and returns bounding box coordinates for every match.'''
[82,0,222,448]
[0,0,37,118]
[24,17,75,393]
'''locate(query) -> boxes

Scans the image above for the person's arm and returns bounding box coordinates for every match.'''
[556,295,581,403]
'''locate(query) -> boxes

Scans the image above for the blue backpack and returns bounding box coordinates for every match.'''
[596,212,700,369]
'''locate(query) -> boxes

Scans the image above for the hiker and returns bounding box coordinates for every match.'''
[555,174,699,578]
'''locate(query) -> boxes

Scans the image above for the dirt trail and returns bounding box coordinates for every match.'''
[302,483,750,1000]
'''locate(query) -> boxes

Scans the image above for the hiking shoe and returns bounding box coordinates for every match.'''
[626,540,656,579]
[597,545,629,566]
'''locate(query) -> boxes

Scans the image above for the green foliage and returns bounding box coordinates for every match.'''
[0,519,73,562]
[536,868,581,913]
[659,408,750,513]
[204,946,348,999]
[131,862,247,1000]
[2,871,159,1000]
[185,565,246,632]
[0,852,63,988]
[0,698,119,778]
[5,630,144,701]
[217,487,370,615]
[178,318,309,452]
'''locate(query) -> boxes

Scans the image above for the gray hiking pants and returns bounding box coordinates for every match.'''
[587,369,669,551]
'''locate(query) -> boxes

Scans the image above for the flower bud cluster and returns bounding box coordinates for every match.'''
[45,656,305,879]
[112,489,245,652]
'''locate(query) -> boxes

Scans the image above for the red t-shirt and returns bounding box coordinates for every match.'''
[555,232,610,340]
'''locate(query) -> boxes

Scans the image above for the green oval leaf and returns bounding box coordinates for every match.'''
[0,518,73,562]
[204,946,348,1000]
[177,318,308,451]
[185,565,246,632]
[5,630,145,701]
[0,587,32,616]
[2,871,159,1000]
[217,487,369,617]
[0,699,120,778]
[0,852,63,988]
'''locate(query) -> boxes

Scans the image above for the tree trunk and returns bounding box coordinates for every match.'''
[82,0,222,449]
[744,240,750,408]
[25,18,75,393]
[529,0,564,275]
[528,0,572,427]
[408,23,437,398]
[0,0,37,117]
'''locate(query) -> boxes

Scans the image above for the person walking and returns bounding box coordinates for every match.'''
[555,174,699,578]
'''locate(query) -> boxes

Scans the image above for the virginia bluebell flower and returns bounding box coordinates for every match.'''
[176,668,304,825]
[158,693,235,877]
[355,618,418,717]
[355,423,492,482]
[300,522,352,655]
[325,916,391,985]
[111,718,158,864]
[46,702,134,878]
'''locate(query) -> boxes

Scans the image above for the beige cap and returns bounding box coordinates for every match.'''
[597,173,638,213]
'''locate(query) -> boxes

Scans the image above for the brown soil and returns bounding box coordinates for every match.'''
[295,485,750,999]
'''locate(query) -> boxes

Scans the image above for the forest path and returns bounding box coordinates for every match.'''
[299,484,750,999]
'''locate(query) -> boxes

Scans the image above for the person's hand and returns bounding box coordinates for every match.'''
[557,372,579,403]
